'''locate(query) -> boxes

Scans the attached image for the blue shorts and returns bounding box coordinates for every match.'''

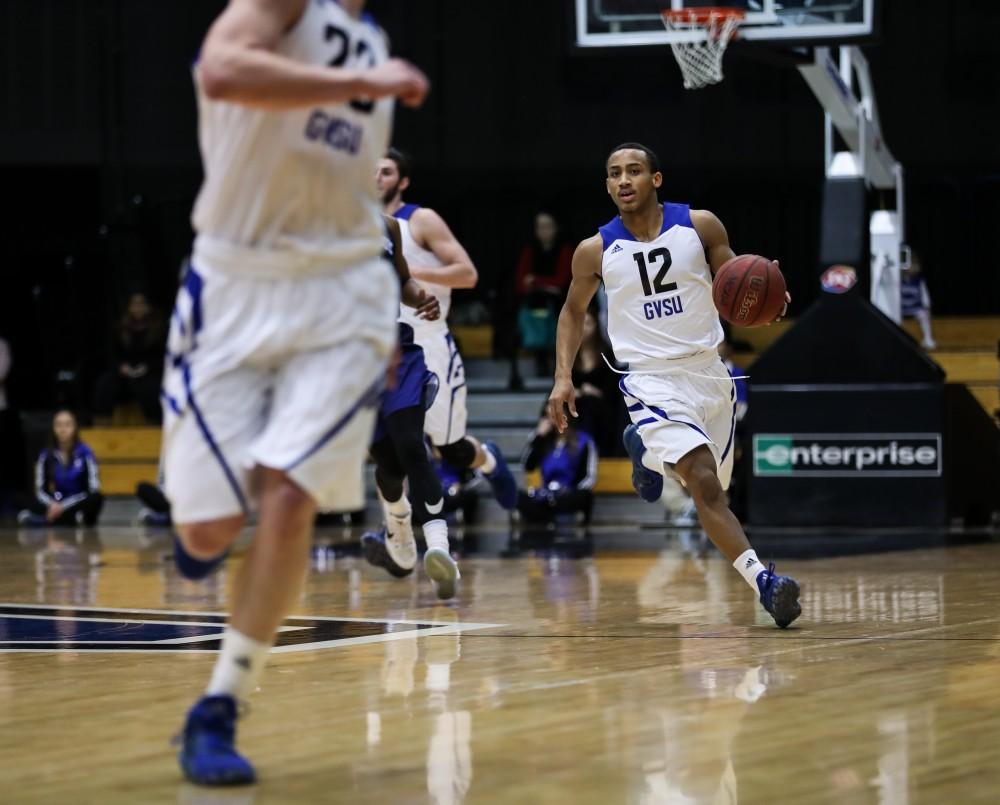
[373,343,438,443]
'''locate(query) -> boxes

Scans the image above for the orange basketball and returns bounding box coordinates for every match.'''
[712,255,786,327]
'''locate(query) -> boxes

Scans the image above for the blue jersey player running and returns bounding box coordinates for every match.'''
[362,216,461,599]
[547,143,801,629]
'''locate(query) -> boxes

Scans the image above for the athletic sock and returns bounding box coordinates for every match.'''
[206,627,270,700]
[422,518,449,553]
[480,446,497,474]
[733,549,767,591]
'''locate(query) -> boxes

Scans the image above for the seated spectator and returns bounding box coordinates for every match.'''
[434,452,483,526]
[93,292,166,424]
[517,417,597,525]
[18,409,103,527]
[572,308,626,457]
[900,251,937,349]
[515,212,573,378]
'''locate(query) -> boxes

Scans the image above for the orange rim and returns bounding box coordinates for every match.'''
[662,7,746,24]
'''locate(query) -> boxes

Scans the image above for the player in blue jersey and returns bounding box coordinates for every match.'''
[547,143,800,629]
[377,150,518,513]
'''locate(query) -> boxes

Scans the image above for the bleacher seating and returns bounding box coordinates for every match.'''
[80,427,160,495]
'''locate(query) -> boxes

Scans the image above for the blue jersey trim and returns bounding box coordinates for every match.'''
[283,375,384,471]
[618,375,711,441]
[661,202,692,232]
[599,203,693,252]
[183,265,204,337]
[393,203,420,222]
[719,406,737,464]
[160,389,183,417]
[182,364,248,515]
[599,216,635,252]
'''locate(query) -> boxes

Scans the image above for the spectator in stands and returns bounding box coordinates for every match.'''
[517,416,597,525]
[901,252,936,350]
[435,456,482,526]
[515,212,573,377]
[572,308,626,457]
[18,409,103,527]
[93,291,166,424]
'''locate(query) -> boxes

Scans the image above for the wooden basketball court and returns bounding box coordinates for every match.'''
[2,526,999,802]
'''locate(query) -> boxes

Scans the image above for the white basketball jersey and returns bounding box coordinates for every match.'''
[191,0,392,279]
[393,204,451,333]
[600,203,723,369]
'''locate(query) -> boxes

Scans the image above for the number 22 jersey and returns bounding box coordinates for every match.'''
[599,203,723,370]
[192,0,392,279]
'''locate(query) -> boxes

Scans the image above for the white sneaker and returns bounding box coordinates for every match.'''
[384,512,417,572]
[424,548,460,600]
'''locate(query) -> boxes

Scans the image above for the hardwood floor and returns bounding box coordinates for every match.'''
[1,526,999,803]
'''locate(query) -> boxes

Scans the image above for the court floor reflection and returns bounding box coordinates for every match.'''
[0,526,998,802]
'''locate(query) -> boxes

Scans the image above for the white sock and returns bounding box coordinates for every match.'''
[422,518,449,553]
[206,626,270,700]
[733,549,767,591]
[479,446,497,474]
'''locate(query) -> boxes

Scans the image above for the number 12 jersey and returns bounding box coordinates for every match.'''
[599,203,723,370]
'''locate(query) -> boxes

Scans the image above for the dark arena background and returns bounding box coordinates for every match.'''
[1,1,999,801]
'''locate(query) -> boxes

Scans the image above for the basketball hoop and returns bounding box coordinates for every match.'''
[661,7,745,90]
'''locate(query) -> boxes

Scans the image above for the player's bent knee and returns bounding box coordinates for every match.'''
[178,516,244,559]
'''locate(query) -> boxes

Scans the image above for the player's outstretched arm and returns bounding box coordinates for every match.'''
[385,216,439,320]
[547,236,603,433]
[407,209,478,289]
[199,0,429,111]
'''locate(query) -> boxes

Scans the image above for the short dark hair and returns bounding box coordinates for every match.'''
[606,142,660,174]
[385,147,411,180]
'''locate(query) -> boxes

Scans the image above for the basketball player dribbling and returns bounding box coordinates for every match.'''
[160,0,428,785]
[547,143,802,630]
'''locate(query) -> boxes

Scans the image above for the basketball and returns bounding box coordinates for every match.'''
[712,254,786,327]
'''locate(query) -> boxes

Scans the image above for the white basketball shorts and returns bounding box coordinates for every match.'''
[161,258,397,524]
[415,328,468,447]
[619,357,738,490]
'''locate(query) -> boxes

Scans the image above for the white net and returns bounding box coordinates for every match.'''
[662,9,743,90]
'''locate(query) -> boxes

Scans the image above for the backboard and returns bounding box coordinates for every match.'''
[575,0,877,48]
